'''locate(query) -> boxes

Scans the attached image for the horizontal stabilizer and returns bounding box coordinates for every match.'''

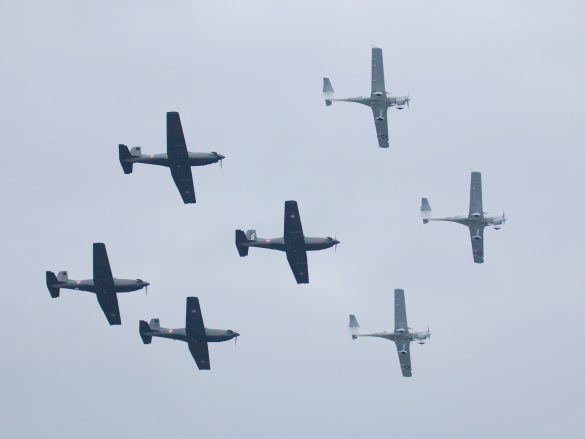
[118,144,133,174]
[139,320,152,344]
[235,230,250,257]
[421,197,432,224]
[323,77,334,106]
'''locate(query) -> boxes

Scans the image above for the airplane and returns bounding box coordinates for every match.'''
[349,289,430,377]
[421,171,506,263]
[323,47,410,148]
[118,111,225,204]
[235,200,339,284]
[45,243,149,325]
[139,296,239,370]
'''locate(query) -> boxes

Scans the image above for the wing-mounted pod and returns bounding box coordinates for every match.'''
[323,77,334,106]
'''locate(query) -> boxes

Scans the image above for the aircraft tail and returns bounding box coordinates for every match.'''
[139,320,152,344]
[235,229,251,257]
[421,197,432,224]
[45,271,62,298]
[323,77,334,106]
[118,144,134,174]
[349,314,360,340]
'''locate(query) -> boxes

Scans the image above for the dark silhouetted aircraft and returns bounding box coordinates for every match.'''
[139,297,239,370]
[235,200,339,284]
[119,111,224,204]
[46,243,149,325]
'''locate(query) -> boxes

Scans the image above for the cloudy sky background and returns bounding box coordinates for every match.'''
[1,1,584,437]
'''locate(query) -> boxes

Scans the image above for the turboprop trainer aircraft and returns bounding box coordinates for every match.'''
[349,289,430,377]
[323,47,410,148]
[421,171,506,263]
[46,243,149,325]
[139,297,239,370]
[119,111,225,204]
[235,200,339,284]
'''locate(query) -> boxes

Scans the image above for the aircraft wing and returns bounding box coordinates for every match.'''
[93,243,115,292]
[284,201,309,284]
[185,297,206,339]
[188,340,211,370]
[371,47,386,96]
[395,341,413,377]
[469,172,483,217]
[394,289,408,333]
[469,225,485,263]
[372,108,389,148]
[167,112,196,204]
[96,291,121,325]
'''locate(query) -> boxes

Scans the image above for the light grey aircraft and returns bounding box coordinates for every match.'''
[139,296,239,370]
[349,289,430,377]
[45,243,149,325]
[421,171,506,263]
[323,47,410,148]
[119,111,225,204]
[235,200,339,284]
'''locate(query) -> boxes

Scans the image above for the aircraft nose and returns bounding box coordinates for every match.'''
[333,239,340,245]
[143,281,150,287]
[233,332,240,337]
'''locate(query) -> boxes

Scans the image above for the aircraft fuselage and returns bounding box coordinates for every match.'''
[52,278,148,293]
[429,214,505,230]
[356,330,430,344]
[244,236,338,251]
[125,152,223,167]
[144,326,238,343]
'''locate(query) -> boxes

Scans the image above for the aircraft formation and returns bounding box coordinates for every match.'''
[45,47,506,376]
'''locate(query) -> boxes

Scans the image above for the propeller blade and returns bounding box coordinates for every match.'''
[220,158,223,169]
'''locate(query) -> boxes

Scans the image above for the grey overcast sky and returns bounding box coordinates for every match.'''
[1,0,584,437]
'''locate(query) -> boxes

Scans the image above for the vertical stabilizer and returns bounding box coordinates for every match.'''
[235,230,250,257]
[349,314,360,340]
[139,320,152,344]
[323,77,334,106]
[45,271,61,298]
[421,198,432,224]
[118,144,134,174]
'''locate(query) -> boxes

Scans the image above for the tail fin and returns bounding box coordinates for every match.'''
[57,271,68,282]
[46,271,61,298]
[349,314,360,340]
[139,320,152,344]
[421,198,432,224]
[149,318,160,330]
[245,230,257,241]
[235,230,250,257]
[323,77,334,106]
[118,144,134,174]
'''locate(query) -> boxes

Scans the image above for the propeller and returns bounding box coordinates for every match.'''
[234,331,239,347]
[334,235,338,253]
[427,325,431,339]
[406,94,411,109]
